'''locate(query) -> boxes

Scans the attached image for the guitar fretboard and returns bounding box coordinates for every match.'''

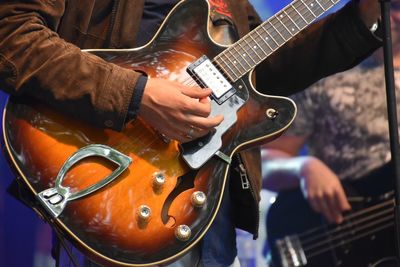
[213,0,340,81]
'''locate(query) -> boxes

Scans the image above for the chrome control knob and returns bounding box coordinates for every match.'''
[175,225,191,241]
[153,172,166,192]
[191,191,206,208]
[137,205,151,221]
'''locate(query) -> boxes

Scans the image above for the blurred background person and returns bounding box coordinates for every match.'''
[262,1,400,266]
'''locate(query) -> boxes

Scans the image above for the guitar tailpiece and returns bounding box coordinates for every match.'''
[38,187,70,218]
[37,144,132,218]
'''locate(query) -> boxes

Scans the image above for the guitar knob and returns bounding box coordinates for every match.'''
[153,172,166,192]
[191,191,206,208]
[137,205,151,222]
[175,225,191,241]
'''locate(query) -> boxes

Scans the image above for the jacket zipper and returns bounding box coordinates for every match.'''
[236,154,260,238]
[236,155,250,190]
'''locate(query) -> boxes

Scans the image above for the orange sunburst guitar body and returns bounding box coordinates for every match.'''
[0,0,335,265]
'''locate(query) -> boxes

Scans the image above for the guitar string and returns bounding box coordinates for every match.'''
[181,1,328,88]
[103,118,162,161]
[123,119,167,151]
[132,0,334,144]
[212,0,332,81]
[296,198,394,241]
[305,221,394,259]
[276,199,395,260]
[301,206,394,250]
[278,209,394,261]
[116,120,153,150]
[305,217,394,259]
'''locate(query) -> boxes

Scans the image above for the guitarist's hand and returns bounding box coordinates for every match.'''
[300,157,351,224]
[138,78,224,143]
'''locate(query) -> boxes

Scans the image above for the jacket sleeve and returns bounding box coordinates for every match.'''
[254,1,382,96]
[0,1,141,131]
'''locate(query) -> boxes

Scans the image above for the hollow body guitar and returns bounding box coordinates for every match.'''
[2,0,340,266]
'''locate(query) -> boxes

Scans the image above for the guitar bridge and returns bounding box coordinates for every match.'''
[276,235,307,267]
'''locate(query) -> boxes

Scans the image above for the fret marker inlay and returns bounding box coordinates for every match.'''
[211,0,341,82]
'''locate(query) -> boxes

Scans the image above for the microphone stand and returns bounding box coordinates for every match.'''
[379,0,400,260]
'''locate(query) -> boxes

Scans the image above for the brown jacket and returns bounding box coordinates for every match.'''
[0,0,381,236]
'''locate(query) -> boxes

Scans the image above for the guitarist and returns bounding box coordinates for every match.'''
[0,0,382,266]
[262,2,400,266]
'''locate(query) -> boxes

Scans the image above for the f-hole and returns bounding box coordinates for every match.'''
[161,169,198,225]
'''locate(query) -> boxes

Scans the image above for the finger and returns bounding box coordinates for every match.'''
[310,193,335,224]
[314,197,334,224]
[199,96,211,104]
[177,95,213,118]
[308,194,323,213]
[179,88,215,117]
[335,187,351,211]
[324,193,343,224]
[162,113,223,142]
[186,114,224,130]
[180,86,212,99]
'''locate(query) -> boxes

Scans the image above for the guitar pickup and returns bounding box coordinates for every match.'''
[187,55,236,105]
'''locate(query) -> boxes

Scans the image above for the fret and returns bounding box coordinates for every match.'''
[288,5,308,28]
[316,0,326,11]
[228,46,249,73]
[311,0,326,13]
[268,19,287,42]
[254,28,275,53]
[233,42,253,69]
[306,0,325,17]
[213,0,341,81]
[242,37,263,61]
[300,0,317,18]
[235,40,258,68]
[275,12,295,40]
[293,1,314,24]
[320,0,336,10]
[282,9,301,32]
[248,33,268,58]
[215,49,240,80]
[262,23,284,48]
[264,29,280,50]
[260,26,280,50]
[214,55,237,81]
[221,49,242,78]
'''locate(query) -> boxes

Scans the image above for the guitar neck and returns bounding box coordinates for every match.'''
[214,0,340,81]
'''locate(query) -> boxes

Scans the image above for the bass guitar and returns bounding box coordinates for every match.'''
[3,0,340,266]
[266,163,398,267]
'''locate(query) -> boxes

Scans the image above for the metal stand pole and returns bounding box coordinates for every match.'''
[379,0,400,260]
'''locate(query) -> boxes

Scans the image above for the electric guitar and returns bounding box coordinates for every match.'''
[3,0,341,266]
[266,163,398,267]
